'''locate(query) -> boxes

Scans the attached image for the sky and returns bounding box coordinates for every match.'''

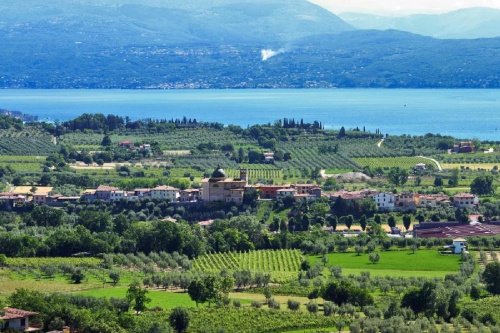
[309,0,500,15]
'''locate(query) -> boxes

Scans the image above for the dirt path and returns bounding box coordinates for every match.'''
[417,156,443,171]
[377,138,384,147]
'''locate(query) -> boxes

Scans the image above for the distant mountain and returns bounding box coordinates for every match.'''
[1,29,499,89]
[339,7,500,39]
[0,0,353,45]
[0,1,500,88]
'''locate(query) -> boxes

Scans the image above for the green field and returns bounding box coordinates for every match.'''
[308,250,460,278]
[353,156,438,170]
[78,287,199,309]
[6,257,102,268]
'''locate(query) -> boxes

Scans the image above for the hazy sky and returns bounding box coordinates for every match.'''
[309,0,500,15]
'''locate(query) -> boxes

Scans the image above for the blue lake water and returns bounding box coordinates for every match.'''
[0,89,499,140]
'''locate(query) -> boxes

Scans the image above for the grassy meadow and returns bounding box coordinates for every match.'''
[308,249,461,278]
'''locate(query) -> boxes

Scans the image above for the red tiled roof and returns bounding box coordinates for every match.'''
[96,185,119,192]
[1,307,38,320]
[153,185,178,191]
[454,193,476,199]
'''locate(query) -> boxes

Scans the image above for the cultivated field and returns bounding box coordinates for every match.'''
[193,249,303,282]
[353,156,439,170]
[442,163,499,170]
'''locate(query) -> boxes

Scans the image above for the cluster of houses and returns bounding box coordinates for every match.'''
[0,166,480,210]
[330,189,479,211]
[118,140,152,154]
[0,167,323,207]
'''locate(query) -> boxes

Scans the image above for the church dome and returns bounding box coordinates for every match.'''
[211,165,226,179]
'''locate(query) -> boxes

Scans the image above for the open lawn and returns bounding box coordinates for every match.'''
[308,250,460,278]
[0,269,101,297]
[78,287,198,309]
[77,287,264,309]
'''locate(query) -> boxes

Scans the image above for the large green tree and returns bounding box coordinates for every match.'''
[401,282,437,317]
[388,167,408,186]
[470,175,495,195]
[483,262,500,295]
[169,307,190,333]
[126,282,151,313]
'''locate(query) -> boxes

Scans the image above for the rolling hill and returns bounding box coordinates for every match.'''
[0,0,353,45]
[339,7,500,39]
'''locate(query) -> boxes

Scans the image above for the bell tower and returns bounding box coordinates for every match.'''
[239,169,248,183]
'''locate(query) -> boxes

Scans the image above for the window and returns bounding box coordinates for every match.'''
[21,318,26,326]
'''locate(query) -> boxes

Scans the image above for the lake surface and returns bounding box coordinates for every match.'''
[0,89,499,140]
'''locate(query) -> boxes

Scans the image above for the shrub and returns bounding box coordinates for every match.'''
[369,253,380,264]
[323,301,337,316]
[251,300,262,308]
[70,268,85,284]
[169,307,190,333]
[287,300,300,311]
[306,301,318,314]
[268,298,280,309]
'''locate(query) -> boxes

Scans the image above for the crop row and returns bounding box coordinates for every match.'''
[193,249,303,273]
[226,168,283,181]
[0,137,56,155]
[353,157,438,170]
[188,307,339,333]
[275,148,359,171]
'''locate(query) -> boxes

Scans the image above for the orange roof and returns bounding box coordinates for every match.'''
[1,307,38,320]
[96,185,119,192]
[454,193,476,198]
[153,185,178,191]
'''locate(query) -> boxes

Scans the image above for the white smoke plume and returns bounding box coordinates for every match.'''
[261,48,285,61]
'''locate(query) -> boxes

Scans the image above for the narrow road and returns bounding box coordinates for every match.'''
[418,156,443,171]
[377,139,384,147]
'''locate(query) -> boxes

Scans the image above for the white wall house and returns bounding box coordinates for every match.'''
[373,192,395,211]
[453,193,479,209]
[452,238,467,254]
[110,190,126,201]
[277,188,297,199]
[150,185,179,202]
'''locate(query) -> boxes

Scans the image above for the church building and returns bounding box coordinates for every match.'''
[201,166,248,203]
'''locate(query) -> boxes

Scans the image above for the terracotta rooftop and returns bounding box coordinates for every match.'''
[96,185,119,192]
[153,185,178,191]
[1,307,38,320]
[454,193,476,198]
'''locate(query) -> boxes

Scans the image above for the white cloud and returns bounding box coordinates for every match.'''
[308,0,500,15]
